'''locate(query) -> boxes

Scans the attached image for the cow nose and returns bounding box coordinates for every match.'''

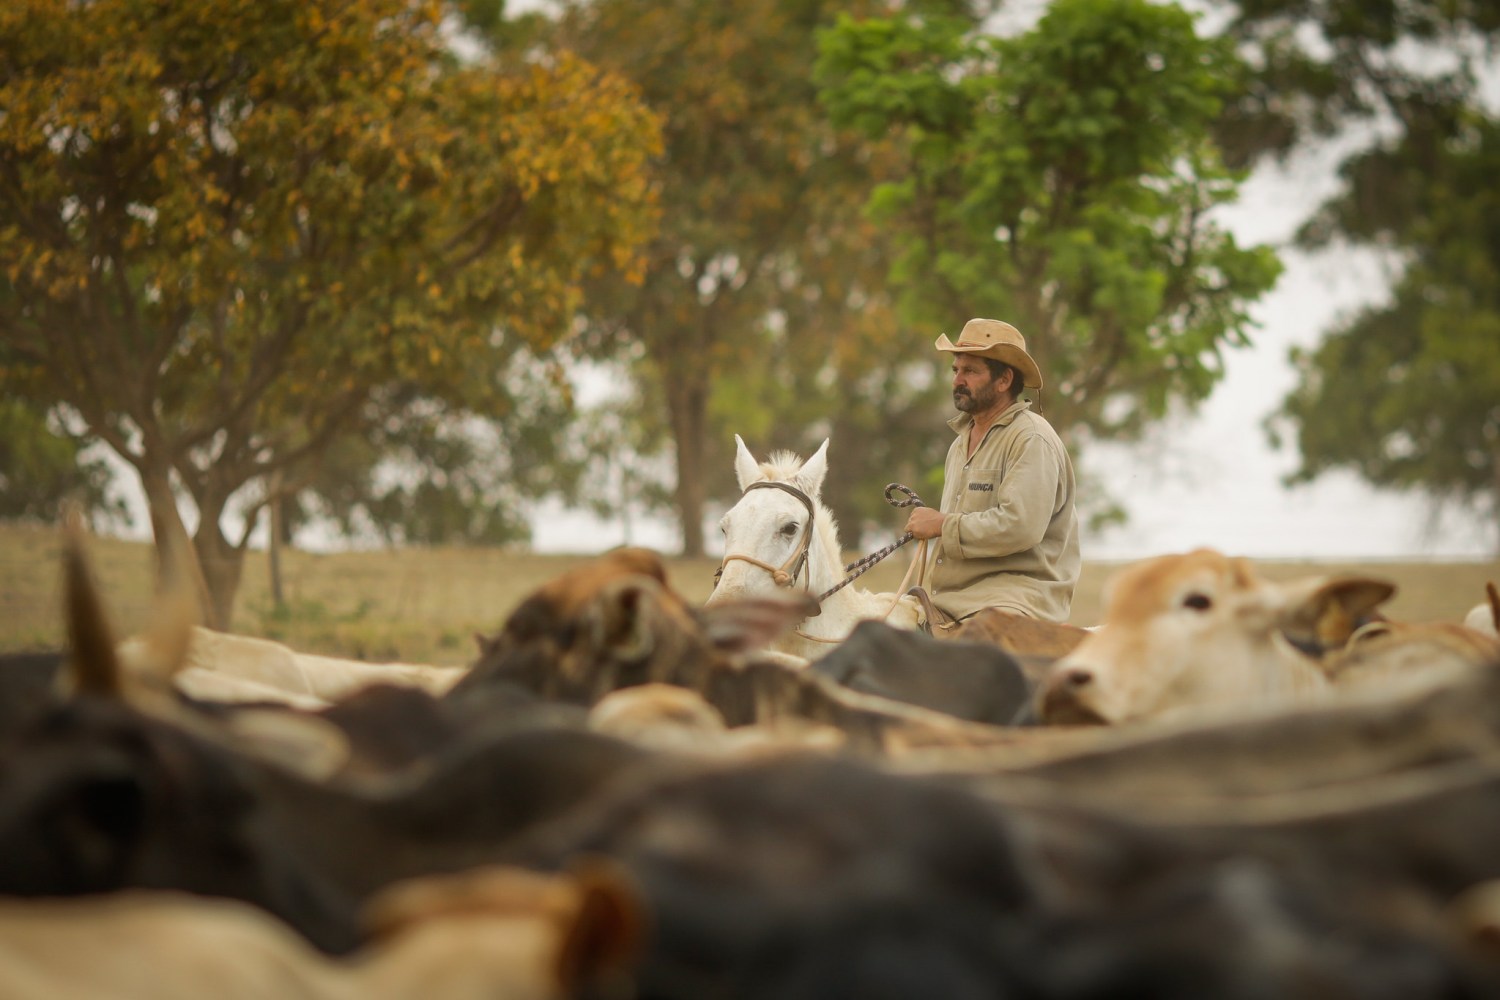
[1039,663,1105,725]
[1061,667,1093,689]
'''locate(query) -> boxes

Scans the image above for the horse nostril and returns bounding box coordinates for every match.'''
[1064,667,1093,689]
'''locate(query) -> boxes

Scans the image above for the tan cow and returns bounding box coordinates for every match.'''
[1465,582,1500,639]
[0,863,641,1000]
[1037,549,1396,726]
[1326,618,1500,693]
[117,626,468,705]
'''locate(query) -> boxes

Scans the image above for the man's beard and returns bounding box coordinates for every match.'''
[954,383,998,412]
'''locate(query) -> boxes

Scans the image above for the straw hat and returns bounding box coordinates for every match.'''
[934,318,1043,389]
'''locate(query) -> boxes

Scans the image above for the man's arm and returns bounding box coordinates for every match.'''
[934,435,1062,559]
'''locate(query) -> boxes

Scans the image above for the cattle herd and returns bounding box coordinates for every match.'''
[2,523,1500,999]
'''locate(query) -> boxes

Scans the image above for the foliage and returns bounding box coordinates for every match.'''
[488,0,989,555]
[816,0,1283,459]
[292,352,584,546]
[0,0,661,623]
[1213,0,1500,167]
[0,399,124,525]
[1218,0,1500,547]
[1270,108,1500,548]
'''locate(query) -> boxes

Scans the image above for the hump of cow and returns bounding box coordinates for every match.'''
[811,620,1032,727]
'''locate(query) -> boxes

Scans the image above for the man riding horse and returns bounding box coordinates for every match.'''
[903,318,1081,630]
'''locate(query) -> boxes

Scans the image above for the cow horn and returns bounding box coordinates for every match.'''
[61,506,126,698]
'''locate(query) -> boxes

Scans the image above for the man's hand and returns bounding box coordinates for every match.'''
[905,507,947,540]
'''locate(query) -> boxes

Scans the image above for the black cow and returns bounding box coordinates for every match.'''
[809,619,1034,726]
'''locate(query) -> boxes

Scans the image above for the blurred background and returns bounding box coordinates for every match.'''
[3,0,1497,635]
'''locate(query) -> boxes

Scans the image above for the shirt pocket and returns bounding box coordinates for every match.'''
[959,468,1003,513]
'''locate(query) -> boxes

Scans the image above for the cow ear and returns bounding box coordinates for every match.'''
[733,434,761,491]
[793,439,830,498]
[555,858,646,998]
[592,577,658,663]
[698,594,817,654]
[1277,576,1396,657]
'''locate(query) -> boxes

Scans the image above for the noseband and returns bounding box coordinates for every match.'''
[715,480,816,591]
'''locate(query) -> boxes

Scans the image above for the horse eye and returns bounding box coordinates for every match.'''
[779,522,799,537]
[1183,592,1212,611]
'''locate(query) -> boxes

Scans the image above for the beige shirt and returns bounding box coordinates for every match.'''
[923,399,1080,622]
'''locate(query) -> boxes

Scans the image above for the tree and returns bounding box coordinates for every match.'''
[0,0,660,626]
[1269,108,1500,550]
[509,0,987,556]
[1212,0,1500,169]
[0,399,123,524]
[1213,0,1500,547]
[815,0,1283,462]
[286,352,586,547]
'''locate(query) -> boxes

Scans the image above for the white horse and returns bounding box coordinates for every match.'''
[706,435,922,661]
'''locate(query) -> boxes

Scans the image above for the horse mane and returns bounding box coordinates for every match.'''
[754,451,845,577]
[758,451,806,481]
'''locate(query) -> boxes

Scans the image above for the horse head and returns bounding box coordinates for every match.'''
[709,435,843,609]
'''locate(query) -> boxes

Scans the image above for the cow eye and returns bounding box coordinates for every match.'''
[780,521,799,537]
[1183,592,1212,611]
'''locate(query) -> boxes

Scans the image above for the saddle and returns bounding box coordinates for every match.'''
[905,586,961,637]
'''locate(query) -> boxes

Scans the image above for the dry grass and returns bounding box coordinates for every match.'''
[2,520,1495,665]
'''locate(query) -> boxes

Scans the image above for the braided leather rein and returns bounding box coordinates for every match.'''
[814,484,924,604]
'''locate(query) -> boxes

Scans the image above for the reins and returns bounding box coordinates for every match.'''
[714,481,927,626]
[815,484,925,604]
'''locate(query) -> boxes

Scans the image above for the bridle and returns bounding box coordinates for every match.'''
[712,481,927,638]
[714,480,817,593]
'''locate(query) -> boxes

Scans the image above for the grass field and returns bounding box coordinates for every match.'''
[2,520,1495,665]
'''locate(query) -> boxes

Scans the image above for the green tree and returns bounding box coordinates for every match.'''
[0,399,124,524]
[1215,0,1500,548]
[1270,109,1500,550]
[286,352,584,547]
[506,0,986,557]
[1213,0,1500,168]
[816,0,1283,465]
[0,0,660,626]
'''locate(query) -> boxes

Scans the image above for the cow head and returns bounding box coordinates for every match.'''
[0,516,362,951]
[457,548,813,707]
[1037,549,1395,726]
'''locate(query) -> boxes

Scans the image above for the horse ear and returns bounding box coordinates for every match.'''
[733,434,761,491]
[793,439,830,498]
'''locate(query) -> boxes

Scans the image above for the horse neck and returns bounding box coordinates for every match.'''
[798,504,888,637]
[801,501,845,599]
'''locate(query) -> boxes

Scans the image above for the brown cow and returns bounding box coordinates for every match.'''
[450,547,1032,757]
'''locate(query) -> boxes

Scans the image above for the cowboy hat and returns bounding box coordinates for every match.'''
[934,318,1043,389]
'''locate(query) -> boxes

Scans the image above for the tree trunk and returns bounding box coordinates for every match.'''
[268,472,286,612]
[194,524,246,632]
[139,465,245,630]
[1492,453,1500,557]
[666,377,710,557]
[140,465,216,627]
